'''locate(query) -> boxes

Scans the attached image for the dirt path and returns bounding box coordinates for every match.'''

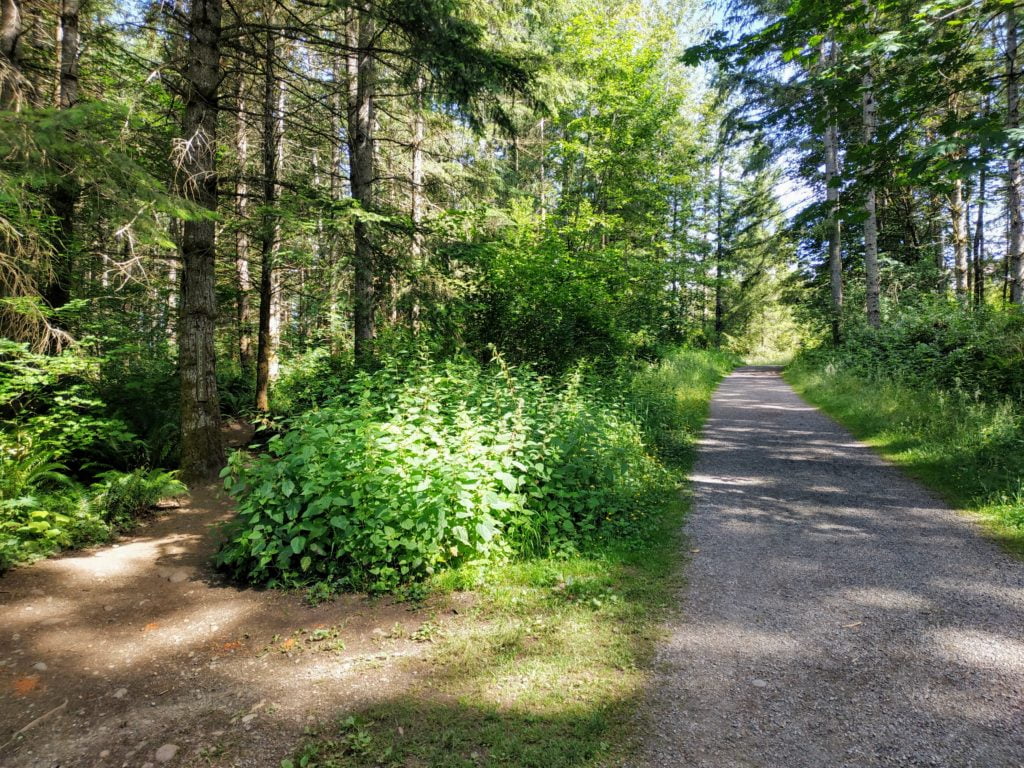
[0,483,448,768]
[641,367,1024,767]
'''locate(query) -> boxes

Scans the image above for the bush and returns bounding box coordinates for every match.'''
[0,339,144,471]
[0,437,186,570]
[806,300,1024,400]
[270,347,355,417]
[87,468,186,529]
[216,355,677,592]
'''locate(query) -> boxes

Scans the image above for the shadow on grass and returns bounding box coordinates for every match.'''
[288,694,640,768]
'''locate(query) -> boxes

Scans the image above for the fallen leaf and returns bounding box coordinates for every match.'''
[220,641,242,652]
[13,676,40,695]
[143,622,160,633]
[280,637,295,651]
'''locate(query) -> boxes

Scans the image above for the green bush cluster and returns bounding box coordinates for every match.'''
[789,314,1024,547]
[0,462,185,570]
[0,340,187,569]
[811,301,1024,399]
[216,354,685,592]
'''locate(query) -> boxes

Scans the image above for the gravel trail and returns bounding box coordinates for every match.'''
[640,367,1024,768]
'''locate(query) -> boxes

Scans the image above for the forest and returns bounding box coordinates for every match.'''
[2,0,1024,765]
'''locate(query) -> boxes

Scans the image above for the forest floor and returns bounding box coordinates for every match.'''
[639,367,1024,767]
[0,423,456,768]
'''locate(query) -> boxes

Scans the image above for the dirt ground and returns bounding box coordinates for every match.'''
[0,430,454,767]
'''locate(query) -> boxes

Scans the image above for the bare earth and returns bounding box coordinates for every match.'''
[0,464,451,766]
[640,367,1024,767]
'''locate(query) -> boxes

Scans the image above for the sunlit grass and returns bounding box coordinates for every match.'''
[281,349,733,768]
[786,360,1024,559]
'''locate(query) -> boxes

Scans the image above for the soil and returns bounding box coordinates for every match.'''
[0,424,446,768]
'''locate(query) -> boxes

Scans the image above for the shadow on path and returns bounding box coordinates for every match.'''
[640,367,1024,768]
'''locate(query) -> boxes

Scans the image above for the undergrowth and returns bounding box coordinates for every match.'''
[0,340,187,570]
[276,347,734,768]
[218,351,737,593]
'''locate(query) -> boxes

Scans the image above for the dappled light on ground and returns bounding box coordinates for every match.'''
[0,487,438,767]
[641,367,1024,767]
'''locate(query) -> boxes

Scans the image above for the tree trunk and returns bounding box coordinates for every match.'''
[862,66,881,327]
[347,4,376,363]
[42,0,81,312]
[714,158,724,345]
[234,76,254,370]
[824,127,843,342]
[0,0,23,109]
[1008,6,1024,303]
[178,0,224,482]
[822,43,843,343]
[950,176,969,302]
[255,24,283,412]
[974,163,986,306]
[408,73,425,331]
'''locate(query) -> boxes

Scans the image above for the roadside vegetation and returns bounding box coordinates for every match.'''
[787,303,1024,557]
[279,348,733,768]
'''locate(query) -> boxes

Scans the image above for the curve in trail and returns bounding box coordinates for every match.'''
[641,367,1024,768]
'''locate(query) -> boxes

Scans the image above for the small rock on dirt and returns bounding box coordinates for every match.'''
[154,743,178,762]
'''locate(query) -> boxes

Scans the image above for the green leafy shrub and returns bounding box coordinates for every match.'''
[216,355,675,592]
[624,348,737,462]
[270,348,355,417]
[0,340,144,470]
[807,300,1024,400]
[0,434,185,570]
[87,468,186,528]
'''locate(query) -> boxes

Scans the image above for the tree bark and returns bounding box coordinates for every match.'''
[973,163,986,306]
[1008,6,1024,303]
[408,73,424,331]
[43,0,81,311]
[862,66,881,327]
[822,43,843,343]
[347,4,376,363]
[255,24,283,412]
[178,0,224,482]
[950,176,969,302]
[234,76,254,370]
[0,0,23,109]
[714,157,725,345]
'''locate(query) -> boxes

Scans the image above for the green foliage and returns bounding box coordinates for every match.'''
[87,468,186,529]
[624,348,738,463]
[216,351,712,592]
[278,347,731,768]
[0,339,144,470]
[803,301,1024,400]
[270,348,355,417]
[0,457,186,571]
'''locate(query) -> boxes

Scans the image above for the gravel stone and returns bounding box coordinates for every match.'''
[154,743,178,763]
[638,368,1024,768]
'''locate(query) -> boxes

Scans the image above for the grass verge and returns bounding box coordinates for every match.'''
[281,349,734,768]
[785,358,1024,559]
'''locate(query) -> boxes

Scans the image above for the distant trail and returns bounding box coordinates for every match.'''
[640,367,1024,767]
